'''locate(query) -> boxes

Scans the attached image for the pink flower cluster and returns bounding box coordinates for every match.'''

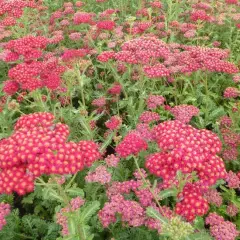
[56,197,85,236]
[146,95,165,109]
[103,36,239,78]
[224,87,240,98]
[139,111,160,123]
[169,104,199,123]
[0,113,101,195]
[99,170,173,231]
[220,120,240,161]
[85,166,111,184]
[105,154,120,167]
[206,213,239,240]
[0,203,11,231]
[204,189,223,207]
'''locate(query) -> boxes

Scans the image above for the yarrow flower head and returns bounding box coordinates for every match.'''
[170,104,199,123]
[206,213,239,240]
[105,116,122,130]
[0,113,101,195]
[116,132,148,158]
[224,87,240,99]
[147,95,165,109]
[105,154,120,167]
[139,111,160,123]
[85,166,112,184]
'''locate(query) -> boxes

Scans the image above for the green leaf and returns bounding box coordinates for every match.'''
[80,201,100,223]
[186,231,213,240]
[146,207,168,224]
[66,187,85,198]
[158,188,177,200]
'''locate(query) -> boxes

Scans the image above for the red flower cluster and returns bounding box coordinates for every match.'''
[0,113,101,195]
[116,132,148,158]
[176,184,209,221]
[145,120,226,220]
[97,51,115,62]
[97,20,115,30]
[0,0,37,26]
[4,36,48,61]
[5,58,65,92]
[146,121,225,188]
[105,116,122,130]
[61,49,90,61]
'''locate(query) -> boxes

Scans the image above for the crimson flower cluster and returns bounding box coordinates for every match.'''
[0,0,37,26]
[4,36,48,61]
[116,132,148,158]
[0,112,101,195]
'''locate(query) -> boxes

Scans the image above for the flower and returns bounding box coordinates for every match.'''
[85,166,112,184]
[116,132,148,158]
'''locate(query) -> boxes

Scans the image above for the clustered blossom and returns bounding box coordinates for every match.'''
[226,203,239,217]
[226,171,240,188]
[92,97,106,107]
[111,36,238,79]
[98,194,145,227]
[99,171,172,232]
[147,95,165,109]
[97,51,115,62]
[3,57,65,93]
[175,184,209,221]
[0,203,11,231]
[224,87,240,98]
[0,0,37,27]
[169,104,199,123]
[105,154,120,167]
[105,116,122,130]
[0,113,101,195]
[116,132,148,158]
[56,197,85,236]
[145,120,226,221]
[204,189,223,207]
[4,36,48,61]
[206,213,239,240]
[85,166,111,184]
[107,82,122,95]
[139,111,160,123]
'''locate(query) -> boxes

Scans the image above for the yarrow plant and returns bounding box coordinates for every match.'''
[0,0,239,239]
